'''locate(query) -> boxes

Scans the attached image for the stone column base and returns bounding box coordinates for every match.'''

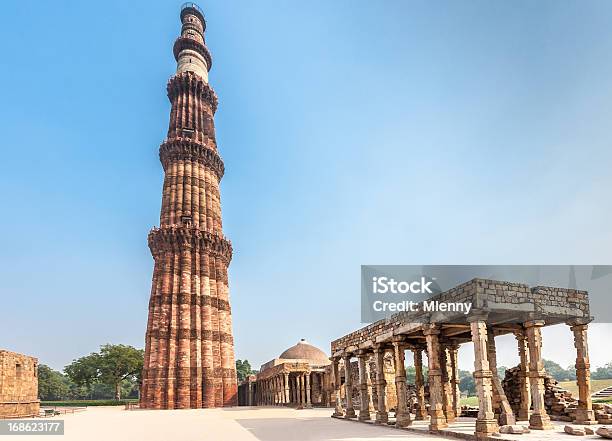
[429,409,448,430]
[475,418,498,437]
[529,413,553,430]
[573,409,597,425]
[517,410,530,421]
[499,412,516,426]
[395,412,412,428]
[375,411,388,424]
[358,410,371,421]
[415,410,429,421]
[344,408,356,418]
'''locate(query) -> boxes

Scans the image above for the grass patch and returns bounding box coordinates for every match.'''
[460,396,478,406]
[558,378,612,397]
[41,399,138,407]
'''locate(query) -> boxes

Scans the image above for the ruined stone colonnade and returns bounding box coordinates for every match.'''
[331,279,596,438]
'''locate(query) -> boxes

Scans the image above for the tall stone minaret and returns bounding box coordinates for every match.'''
[140,3,237,409]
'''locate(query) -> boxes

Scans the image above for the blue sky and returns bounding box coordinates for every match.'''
[1,0,611,372]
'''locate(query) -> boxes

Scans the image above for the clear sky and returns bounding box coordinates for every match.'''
[1,0,611,373]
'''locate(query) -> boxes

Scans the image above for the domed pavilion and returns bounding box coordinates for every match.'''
[237,339,332,408]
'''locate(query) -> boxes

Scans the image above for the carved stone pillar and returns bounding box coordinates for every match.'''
[373,344,388,424]
[284,373,290,406]
[332,357,344,417]
[297,374,306,409]
[264,380,268,405]
[569,321,597,425]
[305,373,312,408]
[274,376,279,405]
[357,350,372,421]
[392,338,412,427]
[469,318,498,437]
[424,326,448,430]
[439,343,456,423]
[524,320,553,430]
[413,348,428,420]
[486,327,515,425]
[449,343,462,418]
[365,359,376,414]
[343,355,356,418]
[515,330,531,421]
[275,376,280,405]
[280,375,286,405]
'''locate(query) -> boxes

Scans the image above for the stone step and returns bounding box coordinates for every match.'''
[592,386,612,398]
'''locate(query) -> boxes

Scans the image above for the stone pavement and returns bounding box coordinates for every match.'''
[11,406,608,441]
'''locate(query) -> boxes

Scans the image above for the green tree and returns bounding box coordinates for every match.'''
[38,365,70,401]
[64,353,100,398]
[405,365,428,384]
[458,369,471,380]
[460,375,476,396]
[65,344,144,400]
[497,366,507,380]
[98,344,144,400]
[236,359,254,382]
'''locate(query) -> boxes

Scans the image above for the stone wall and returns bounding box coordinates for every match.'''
[0,350,39,418]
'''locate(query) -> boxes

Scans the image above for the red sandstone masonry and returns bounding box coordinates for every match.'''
[0,350,40,419]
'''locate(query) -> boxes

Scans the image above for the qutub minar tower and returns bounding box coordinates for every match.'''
[141,3,238,408]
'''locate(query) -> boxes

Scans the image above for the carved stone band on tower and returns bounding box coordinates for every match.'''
[140,2,238,409]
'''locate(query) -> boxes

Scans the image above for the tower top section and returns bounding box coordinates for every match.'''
[180,2,205,28]
[174,2,212,82]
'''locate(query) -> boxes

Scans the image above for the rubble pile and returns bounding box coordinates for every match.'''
[503,365,612,424]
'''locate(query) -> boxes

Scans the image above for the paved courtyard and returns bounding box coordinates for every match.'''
[12,406,606,441]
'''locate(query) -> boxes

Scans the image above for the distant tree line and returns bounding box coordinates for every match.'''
[40,351,260,401]
[456,360,612,396]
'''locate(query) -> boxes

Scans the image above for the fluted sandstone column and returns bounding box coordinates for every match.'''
[357,350,371,421]
[392,339,412,428]
[469,318,497,437]
[424,326,448,430]
[297,374,304,409]
[343,355,356,418]
[141,3,237,410]
[365,358,376,414]
[486,327,515,425]
[515,330,531,421]
[449,344,461,419]
[305,373,312,408]
[440,343,456,423]
[284,373,290,405]
[569,321,597,425]
[373,346,388,424]
[524,320,553,430]
[413,348,428,421]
